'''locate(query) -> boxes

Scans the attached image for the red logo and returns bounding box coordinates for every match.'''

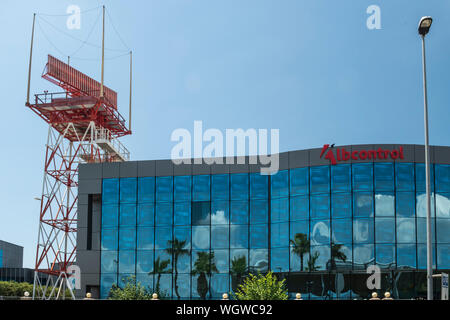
[320,144,404,165]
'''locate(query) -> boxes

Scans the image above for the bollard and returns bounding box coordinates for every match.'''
[222,293,229,300]
[20,291,32,300]
[83,292,93,300]
[151,293,159,300]
[369,292,380,300]
[295,293,302,300]
[382,292,393,300]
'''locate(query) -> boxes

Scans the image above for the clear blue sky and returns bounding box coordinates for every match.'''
[0,0,449,268]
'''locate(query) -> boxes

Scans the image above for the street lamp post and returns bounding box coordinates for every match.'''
[418,16,433,300]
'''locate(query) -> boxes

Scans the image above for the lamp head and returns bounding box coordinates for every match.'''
[418,16,432,36]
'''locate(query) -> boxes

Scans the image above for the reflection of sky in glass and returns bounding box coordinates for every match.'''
[311,221,330,245]
[192,226,210,249]
[375,193,394,216]
[416,193,436,217]
[397,218,416,243]
[211,209,228,224]
[250,249,268,271]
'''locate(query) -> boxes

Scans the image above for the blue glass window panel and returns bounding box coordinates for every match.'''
[397,244,416,269]
[249,249,268,272]
[290,195,309,220]
[174,175,191,202]
[271,198,289,223]
[396,218,416,243]
[174,226,191,249]
[138,177,155,203]
[137,203,154,226]
[332,219,352,244]
[174,274,190,298]
[230,225,249,248]
[376,244,396,268]
[101,228,118,251]
[271,170,289,198]
[155,226,172,249]
[290,221,309,241]
[155,202,172,226]
[375,218,395,243]
[136,273,153,292]
[271,222,289,248]
[192,226,210,250]
[211,201,229,225]
[137,227,154,250]
[416,192,435,218]
[230,201,249,224]
[415,163,434,192]
[120,178,137,203]
[352,163,373,192]
[174,202,191,226]
[136,250,153,273]
[101,251,117,273]
[118,274,134,288]
[250,200,268,224]
[158,274,172,298]
[310,166,330,194]
[100,273,117,299]
[436,164,450,193]
[119,227,136,250]
[437,244,450,269]
[290,246,309,272]
[374,163,394,192]
[331,193,351,219]
[211,273,230,298]
[102,204,118,227]
[156,176,173,202]
[310,246,330,271]
[271,247,289,272]
[192,201,211,225]
[193,175,210,201]
[230,173,249,200]
[212,174,229,200]
[250,224,268,248]
[213,250,230,274]
[395,163,415,192]
[436,193,450,218]
[176,254,191,274]
[290,167,309,196]
[191,273,209,299]
[417,217,435,243]
[436,219,450,243]
[118,250,136,274]
[155,249,172,272]
[353,244,374,269]
[418,243,436,269]
[310,220,330,246]
[353,218,374,244]
[250,173,268,199]
[211,225,229,249]
[331,164,351,192]
[119,204,136,226]
[375,193,395,217]
[103,178,119,204]
[353,192,373,217]
[311,194,330,220]
[231,249,248,270]
[396,192,415,217]
[192,250,210,274]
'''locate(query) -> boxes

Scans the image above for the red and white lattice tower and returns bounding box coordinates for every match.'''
[26,54,131,299]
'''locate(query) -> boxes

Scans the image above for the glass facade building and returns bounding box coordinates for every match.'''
[76,145,450,300]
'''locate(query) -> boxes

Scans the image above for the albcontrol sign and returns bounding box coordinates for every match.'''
[320,144,405,165]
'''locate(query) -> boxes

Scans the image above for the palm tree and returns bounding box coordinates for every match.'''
[192,251,218,299]
[166,238,190,299]
[289,233,310,271]
[328,242,347,271]
[150,256,171,296]
[305,251,320,272]
[230,255,247,291]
